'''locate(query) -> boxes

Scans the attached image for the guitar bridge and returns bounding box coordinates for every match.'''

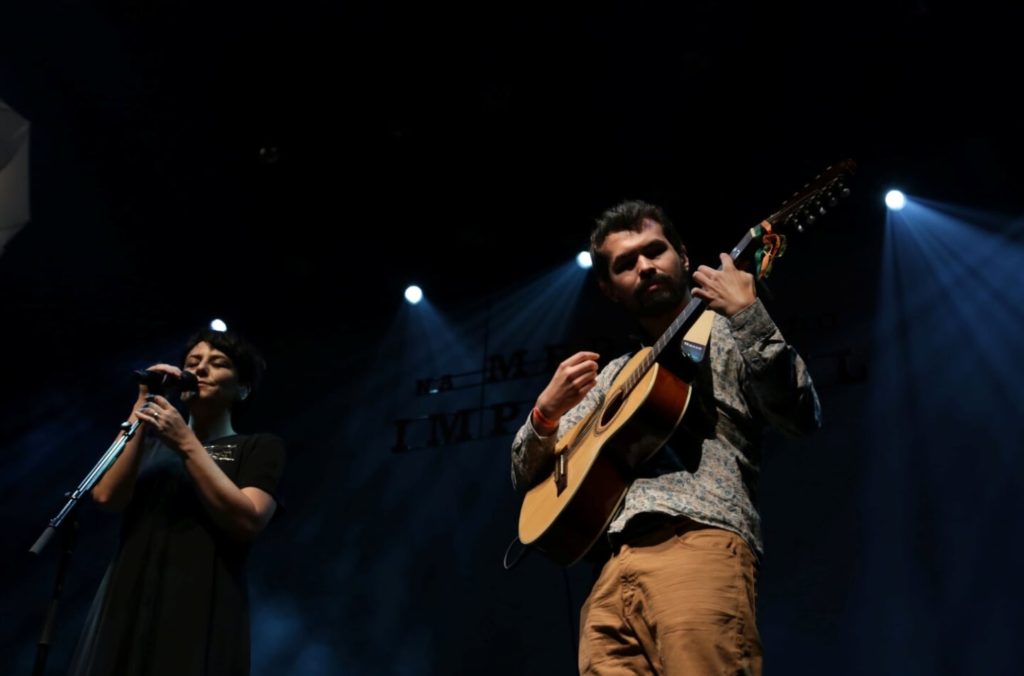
[553,453,567,495]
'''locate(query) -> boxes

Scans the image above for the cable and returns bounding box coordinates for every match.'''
[503,536,530,570]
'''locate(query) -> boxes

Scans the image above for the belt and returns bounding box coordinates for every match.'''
[607,512,710,552]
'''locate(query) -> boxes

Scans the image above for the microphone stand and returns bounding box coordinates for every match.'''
[27,417,144,675]
[27,370,194,674]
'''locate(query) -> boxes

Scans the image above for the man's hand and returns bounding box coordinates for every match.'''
[691,253,756,317]
[536,351,601,421]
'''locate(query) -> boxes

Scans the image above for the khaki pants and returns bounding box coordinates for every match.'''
[579,520,762,675]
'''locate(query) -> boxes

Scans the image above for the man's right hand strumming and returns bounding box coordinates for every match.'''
[535,351,601,422]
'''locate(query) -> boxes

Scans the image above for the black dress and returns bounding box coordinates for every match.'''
[69,433,286,676]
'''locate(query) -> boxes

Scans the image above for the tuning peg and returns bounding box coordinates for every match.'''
[805,213,817,226]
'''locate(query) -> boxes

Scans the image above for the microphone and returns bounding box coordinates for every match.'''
[132,369,199,394]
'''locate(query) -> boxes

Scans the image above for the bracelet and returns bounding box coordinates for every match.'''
[531,406,559,433]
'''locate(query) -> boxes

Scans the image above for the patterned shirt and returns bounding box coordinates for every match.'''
[511,299,821,556]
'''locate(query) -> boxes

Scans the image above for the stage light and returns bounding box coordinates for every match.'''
[404,285,423,305]
[210,318,228,332]
[576,251,592,269]
[885,190,906,211]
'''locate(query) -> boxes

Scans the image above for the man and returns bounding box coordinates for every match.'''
[511,200,820,674]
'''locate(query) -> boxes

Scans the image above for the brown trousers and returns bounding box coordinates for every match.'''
[579,520,762,675]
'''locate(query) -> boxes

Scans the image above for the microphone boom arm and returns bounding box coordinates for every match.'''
[29,419,143,555]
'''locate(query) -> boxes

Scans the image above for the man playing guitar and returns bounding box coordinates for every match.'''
[511,199,821,675]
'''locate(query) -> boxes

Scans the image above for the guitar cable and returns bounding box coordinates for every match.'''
[503,536,530,570]
[503,536,581,667]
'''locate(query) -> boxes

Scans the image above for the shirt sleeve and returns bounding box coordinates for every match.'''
[236,433,287,498]
[726,299,822,437]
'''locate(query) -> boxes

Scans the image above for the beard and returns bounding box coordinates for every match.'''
[631,273,689,318]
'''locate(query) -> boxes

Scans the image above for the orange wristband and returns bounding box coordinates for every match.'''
[532,406,559,433]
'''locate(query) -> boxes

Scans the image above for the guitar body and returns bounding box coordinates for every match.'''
[518,347,692,566]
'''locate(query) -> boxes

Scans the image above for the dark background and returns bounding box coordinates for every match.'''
[2,1,1023,674]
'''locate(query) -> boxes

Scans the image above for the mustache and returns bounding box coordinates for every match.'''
[637,274,675,295]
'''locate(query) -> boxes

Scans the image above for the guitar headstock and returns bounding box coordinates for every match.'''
[750,159,856,278]
[767,159,857,234]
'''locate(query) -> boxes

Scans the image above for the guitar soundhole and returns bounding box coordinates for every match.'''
[600,390,624,428]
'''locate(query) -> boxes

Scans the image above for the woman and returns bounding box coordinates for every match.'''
[69,329,286,676]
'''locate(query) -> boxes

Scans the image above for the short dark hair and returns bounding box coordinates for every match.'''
[589,200,686,283]
[181,329,267,401]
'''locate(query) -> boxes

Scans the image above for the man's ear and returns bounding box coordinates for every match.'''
[598,279,620,304]
[678,245,689,272]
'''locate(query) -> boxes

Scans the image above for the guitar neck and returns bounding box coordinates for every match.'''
[620,226,763,394]
[619,159,856,397]
[656,224,764,354]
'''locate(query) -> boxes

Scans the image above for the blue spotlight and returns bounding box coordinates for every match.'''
[885,190,906,211]
[576,251,593,269]
[404,285,423,305]
[209,318,228,332]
